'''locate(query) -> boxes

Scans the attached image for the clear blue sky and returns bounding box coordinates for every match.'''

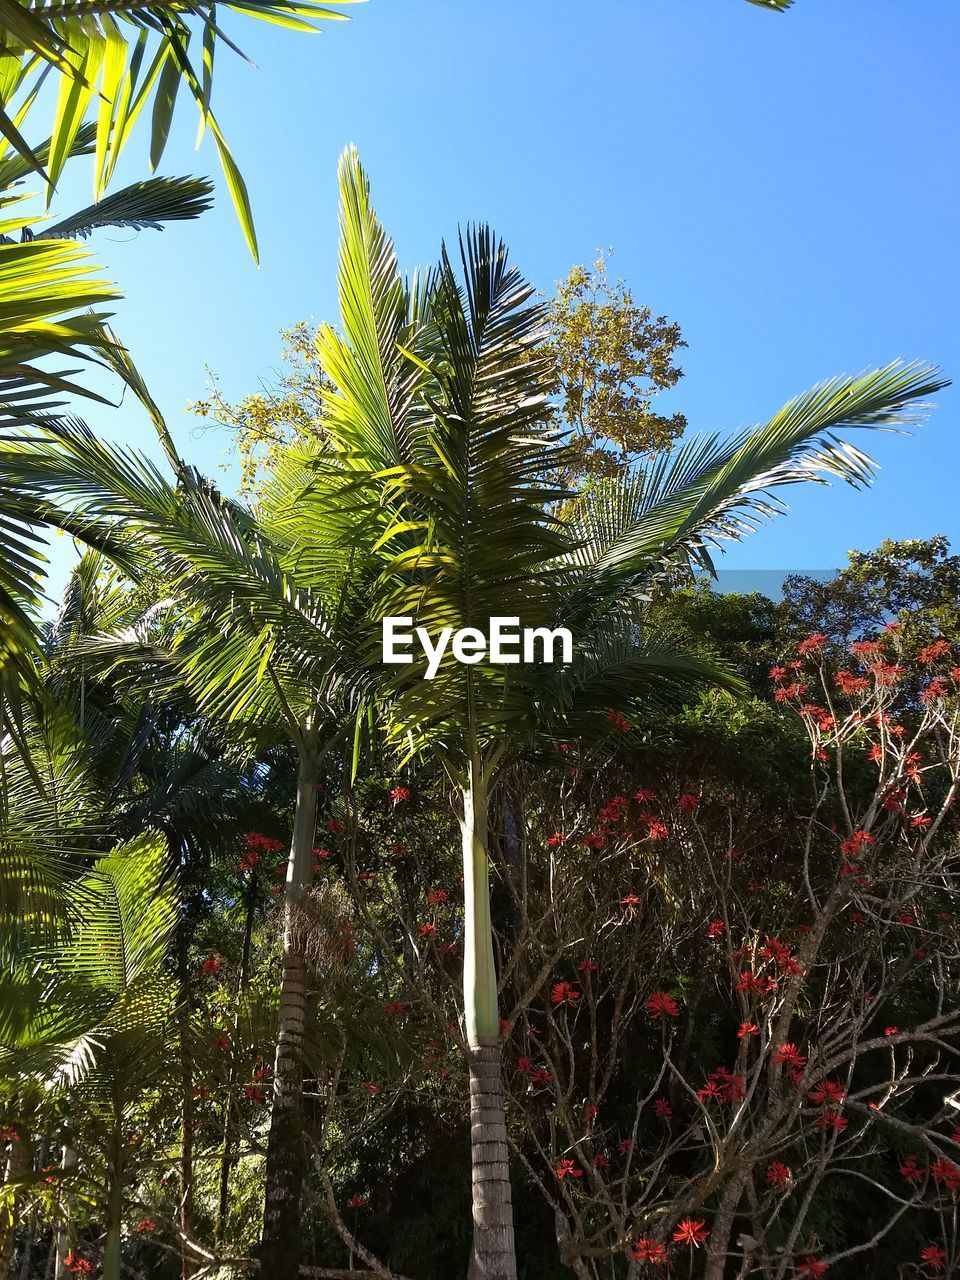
[44,0,960,597]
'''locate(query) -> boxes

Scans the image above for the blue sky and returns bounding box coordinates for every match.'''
[43,0,960,599]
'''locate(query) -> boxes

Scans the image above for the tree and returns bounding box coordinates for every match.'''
[546,254,686,480]
[274,147,945,1279]
[0,830,179,1280]
[781,536,960,648]
[0,416,381,1277]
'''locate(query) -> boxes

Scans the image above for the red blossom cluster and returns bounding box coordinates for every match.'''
[240,830,284,874]
[605,708,632,732]
[645,990,680,1019]
[697,1066,746,1103]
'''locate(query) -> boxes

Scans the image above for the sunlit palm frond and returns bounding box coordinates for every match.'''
[0,0,358,258]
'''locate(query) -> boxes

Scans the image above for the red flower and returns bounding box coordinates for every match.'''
[0,1127,20,1142]
[529,1067,552,1085]
[884,1026,899,1037]
[634,788,656,803]
[211,1033,230,1052]
[417,922,438,939]
[835,670,869,695]
[630,1237,668,1265]
[920,1244,948,1272]
[620,893,641,906]
[816,1110,848,1133]
[554,1158,582,1179]
[200,954,221,977]
[591,1153,610,1169]
[809,1080,845,1105]
[766,1161,791,1186]
[678,793,698,812]
[390,785,410,805]
[134,1219,156,1232]
[384,1002,406,1018]
[672,1218,709,1247]
[326,818,344,834]
[427,888,448,904]
[772,1043,806,1070]
[738,1021,760,1039]
[921,677,949,703]
[363,1082,380,1094]
[577,957,598,973]
[706,919,726,938]
[64,1255,93,1276]
[796,1259,829,1278]
[919,639,951,664]
[605,708,632,732]
[653,1097,672,1120]
[243,1085,267,1103]
[911,814,933,830]
[346,1194,366,1209]
[619,1137,634,1155]
[645,990,680,1019]
[550,982,581,1006]
[546,832,565,849]
[390,841,406,855]
[798,633,828,654]
[900,1154,925,1185]
[645,819,670,840]
[598,795,628,823]
[930,1158,960,1191]
[737,970,777,996]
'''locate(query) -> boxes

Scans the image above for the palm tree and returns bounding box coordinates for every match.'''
[275,148,945,1278]
[0,825,179,1280]
[0,417,377,1277]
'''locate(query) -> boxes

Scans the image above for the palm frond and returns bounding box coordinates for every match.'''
[0,1,358,258]
[562,362,947,595]
[39,174,213,240]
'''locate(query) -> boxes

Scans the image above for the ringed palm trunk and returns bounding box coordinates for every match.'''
[103,1110,124,1280]
[461,761,517,1280]
[260,750,319,1280]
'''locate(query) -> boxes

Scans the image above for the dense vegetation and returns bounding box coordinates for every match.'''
[1,1,955,1278]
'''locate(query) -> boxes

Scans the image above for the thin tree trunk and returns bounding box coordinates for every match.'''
[53,1132,77,1280]
[176,920,196,1280]
[704,1169,750,1280]
[102,1113,124,1280]
[0,1136,29,1280]
[217,867,259,1243]
[259,751,319,1280]
[462,763,517,1280]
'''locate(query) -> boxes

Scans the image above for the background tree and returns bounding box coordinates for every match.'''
[545,253,686,480]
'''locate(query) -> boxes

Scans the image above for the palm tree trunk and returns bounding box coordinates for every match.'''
[462,763,517,1280]
[217,867,258,1243]
[176,921,196,1280]
[259,751,319,1280]
[102,1112,124,1280]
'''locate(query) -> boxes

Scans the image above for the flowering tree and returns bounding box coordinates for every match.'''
[285,619,960,1279]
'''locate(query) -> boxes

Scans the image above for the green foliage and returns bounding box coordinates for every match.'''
[0,0,357,258]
